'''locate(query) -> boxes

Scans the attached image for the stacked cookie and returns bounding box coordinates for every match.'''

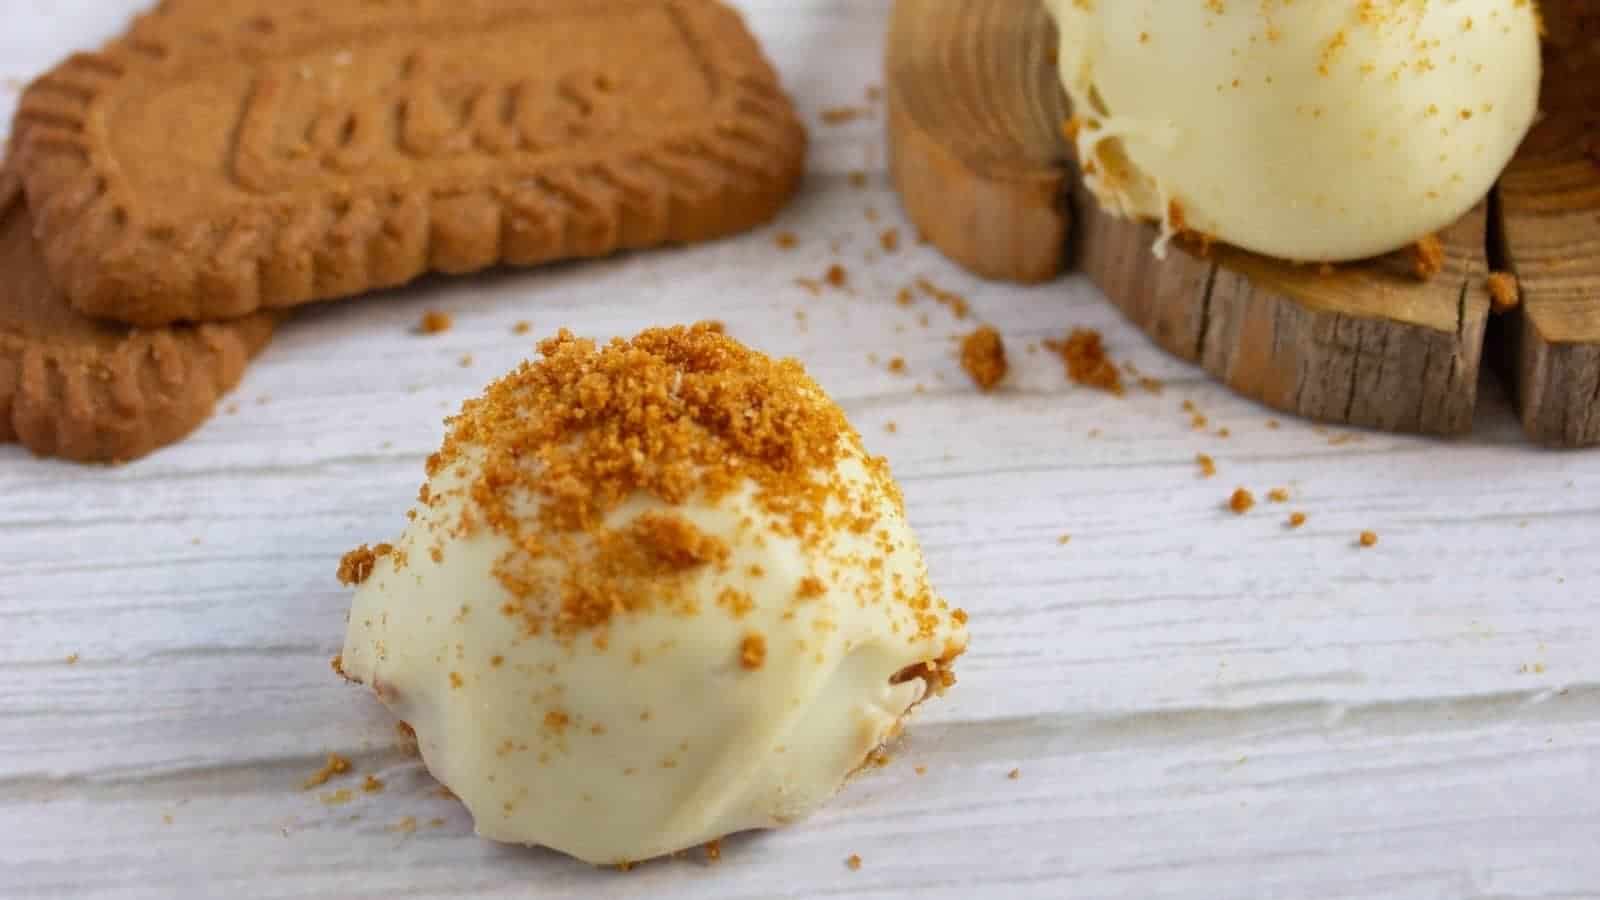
[1,0,806,463]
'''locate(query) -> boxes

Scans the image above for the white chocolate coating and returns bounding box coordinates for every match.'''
[340,440,966,865]
[1044,0,1542,261]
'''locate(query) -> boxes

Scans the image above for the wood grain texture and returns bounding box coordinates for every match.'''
[885,0,1070,283]
[1494,7,1600,447]
[4,3,1600,899]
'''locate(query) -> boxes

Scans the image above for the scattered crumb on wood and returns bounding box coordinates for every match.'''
[1229,488,1256,514]
[1267,487,1290,503]
[1046,329,1124,394]
[1196,453,1217,478]
[959,325,1008,391]
[64,652,80,665]
[1487,272,1521,313]
[914,277,971,319]
[1266,419,1281,429]
[1215,427,1232,438]
[865,206,880,223]
[774,230,798,249]
[162,814,174,825]
[794,277,823,295]
[914,765,927,775]
[320,789,354,806]
[848,171,868,189]
[1008,768,1021,780]
[1139,376,1164,394]
[866,84,882,102]
[885,421,898,433]
[880,228,900,252]
[705,839,722,862]
[458,354,474,368]
[1288,512,1308,528]
[821,106,868,125]
[388,817,418,834]
[1359,530,1379,547]
[846,854,863,871]
[417,310,452,335]
[896,287,915,307]
[428,817,446,828]
[1409,234,1444,280]
[1057,534,1071,546]
[225,403,239,415]
[303,753,353,790]
[512,321,532,335]
[825,264,849,288]
[887,356,907,374]
[362,775,385,794]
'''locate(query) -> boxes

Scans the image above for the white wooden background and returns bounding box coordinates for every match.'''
[4,3,1599,898]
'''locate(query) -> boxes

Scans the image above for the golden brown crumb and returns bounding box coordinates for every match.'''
[1196,453,1217,478]
[1359,530,1379,547]
[1487,272,1521,313]
[885,421,898,433]
[1288,512,1308,528]
[627,512,730,569]
[1229,488,1256,514]
[821,106,868,125]
[459,354,474,368]
[65,653,79,665]
[303,753,352,790]
[1046,329,1124,394]
[336,543,393,586]
[848,171,868,189]
[162,814,174,825]
[1267,488,1290,503]
[739,633,768,670]
[1007,768,1021,780]
[914,765,928,775]
[1138,376,1164,394]
[774,231,799,250]
[959,326,1008,391]
[825,264,849,288]
[512,321,533,335]
[449,671,464,689]
[1266,419,1281,430]
[887,356,907,374]
[705,839,722,862]
[389,817,418,834]
[1062,116,1084,141]
[418,310,453,335]
[914,277,971,319]
[846,854,863,871]
[362,775,385,794]
[330,654,346,678]
[880,228,900,253]
[1409,234,1445,280]
[1057,534,1071,546]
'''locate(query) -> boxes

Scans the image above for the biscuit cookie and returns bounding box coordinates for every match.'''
[0,167,276,463]
[11,0,807,326]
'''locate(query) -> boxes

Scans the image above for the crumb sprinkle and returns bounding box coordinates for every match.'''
[418,310,453,335]
[1409,234,1445,280]
[846,854,863,871]
[1487,272,1520,313]
[1359,530,1379,547]
[303,753,352,790]
[959,326,1008,391]
[1047,329,1123,394]
[1229,488,1256,514]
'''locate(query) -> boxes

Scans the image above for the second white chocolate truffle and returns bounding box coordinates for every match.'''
[1045,0,1542,262]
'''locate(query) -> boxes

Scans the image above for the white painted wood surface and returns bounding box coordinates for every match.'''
[3,3,1599,898]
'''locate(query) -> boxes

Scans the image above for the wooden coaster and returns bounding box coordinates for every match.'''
[1495,5,1600,447]
[887,0,1597,445]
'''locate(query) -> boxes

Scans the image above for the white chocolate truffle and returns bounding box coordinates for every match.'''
[1043,0,1542,262]
[337,324,967,865]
